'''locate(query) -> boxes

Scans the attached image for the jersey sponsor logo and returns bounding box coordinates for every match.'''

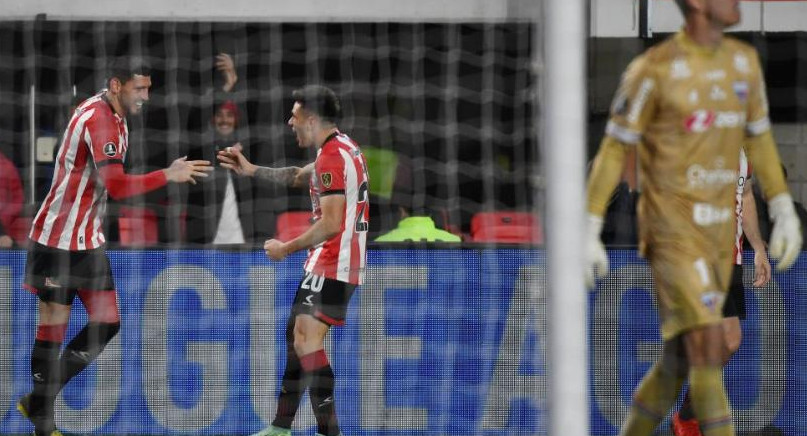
[733,81,749,102]
[627,78,654,123]
[684,110,746,132]
[103,142,117,157]
[704,69,726,81]
[670,58,691,79]
[693,202,732,226]
[734,53,750,74]
[710,85,727,101]
[687,164,737,189]
[321,172,333,188]
[684,109,715,132]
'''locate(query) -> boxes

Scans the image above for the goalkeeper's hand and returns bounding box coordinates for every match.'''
[768,193,803,271]
[586,214,609,288]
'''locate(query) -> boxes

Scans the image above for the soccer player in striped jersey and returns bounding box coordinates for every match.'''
[18,57,212,436]
[218,85,368,436]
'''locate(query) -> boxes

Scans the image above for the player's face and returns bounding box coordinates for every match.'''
[214,107,236,137]
[706,0,740,27]
[288,102,315,148]
[119,75,151,116]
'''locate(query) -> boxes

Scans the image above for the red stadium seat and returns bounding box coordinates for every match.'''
[118,206,159,247]
[470,211,543,244]
[275,211,313,242]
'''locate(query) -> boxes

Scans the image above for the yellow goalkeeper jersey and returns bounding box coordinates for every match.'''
[606,31,771,256]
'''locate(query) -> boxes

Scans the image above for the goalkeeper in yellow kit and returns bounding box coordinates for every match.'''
[585,1,802,435]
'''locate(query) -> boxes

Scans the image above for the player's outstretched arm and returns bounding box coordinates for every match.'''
[746,132,803,270]
[98,158,211,200]
[217,144,303,186]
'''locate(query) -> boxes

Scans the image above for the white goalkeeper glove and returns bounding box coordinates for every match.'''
[586,214,609,287]
[768,193,803,271]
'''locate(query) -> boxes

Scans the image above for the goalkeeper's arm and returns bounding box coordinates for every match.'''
[585,136,630,285]
[745,131,803,270]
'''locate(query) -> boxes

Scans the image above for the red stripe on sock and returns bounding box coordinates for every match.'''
[36,323,68,343]
[300,350,329,372]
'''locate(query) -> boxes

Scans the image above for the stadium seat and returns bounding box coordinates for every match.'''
[118,206,159,247]
[470,211,543,244]
[275,211,313,242]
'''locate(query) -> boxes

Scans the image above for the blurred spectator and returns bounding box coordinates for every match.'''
[375,206,461,242]
[0,148,24,247]
[375,155,460,242]
[185,54,256,244]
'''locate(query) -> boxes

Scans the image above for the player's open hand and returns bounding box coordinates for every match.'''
[216,53,238,93]
[217,143,257,177]
[752,248,771,287]
[264,238,289,261]
[164,156,212,185]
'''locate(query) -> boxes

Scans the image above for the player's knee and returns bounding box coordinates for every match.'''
[91,321,120,348]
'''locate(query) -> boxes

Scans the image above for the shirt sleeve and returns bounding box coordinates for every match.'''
[604,56,658,145]
[85,112,124,167]
[744,49,771,137]
[315,149,346,196]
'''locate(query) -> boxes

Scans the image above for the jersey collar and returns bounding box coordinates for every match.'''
[320,130,340,149]
[675,29,724,58]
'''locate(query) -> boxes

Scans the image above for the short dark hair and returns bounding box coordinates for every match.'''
[106,57,151,86]
[674,0,690,15]
[292,85,341,123]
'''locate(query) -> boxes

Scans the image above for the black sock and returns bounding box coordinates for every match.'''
[272,320,308,429]
[310,361,339,436]
[58,322,120,389]
[679,389,695,420]
[29,339,62,428]
[302,350,339,436]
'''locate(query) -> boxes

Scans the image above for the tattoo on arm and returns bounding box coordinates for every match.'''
[254,166,297,186]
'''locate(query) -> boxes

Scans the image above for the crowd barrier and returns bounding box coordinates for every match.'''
[0,249,804,435]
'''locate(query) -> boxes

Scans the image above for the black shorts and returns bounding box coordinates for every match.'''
[24,242,115,304]
[291,272,357,326]
[722,264,746,319]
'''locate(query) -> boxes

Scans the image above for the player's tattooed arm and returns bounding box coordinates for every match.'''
[254,166,300,186]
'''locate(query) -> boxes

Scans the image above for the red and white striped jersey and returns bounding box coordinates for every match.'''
[30,93,129,251]
[733,148,752,265]
[303,132,369,285]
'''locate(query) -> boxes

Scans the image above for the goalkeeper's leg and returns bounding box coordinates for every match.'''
[620,339,687,436]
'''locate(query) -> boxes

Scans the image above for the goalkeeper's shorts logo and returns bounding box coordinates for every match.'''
[103,142,117,157]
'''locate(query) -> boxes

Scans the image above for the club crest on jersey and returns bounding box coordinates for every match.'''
[733,81,749,102]
[321,172,332,188]
[103,142,117,157]
[700,291,724,314]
